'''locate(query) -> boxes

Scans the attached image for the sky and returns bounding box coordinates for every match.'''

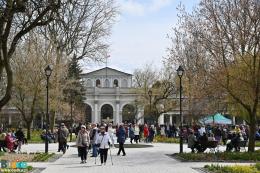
[85,0,200,74]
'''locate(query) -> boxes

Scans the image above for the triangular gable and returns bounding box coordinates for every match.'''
[82,67,132,77]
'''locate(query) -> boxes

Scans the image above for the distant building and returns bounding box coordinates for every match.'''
[81,67,144,124]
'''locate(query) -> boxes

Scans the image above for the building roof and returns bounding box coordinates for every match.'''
[81,67,133,76]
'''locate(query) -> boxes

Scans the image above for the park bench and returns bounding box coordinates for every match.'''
[206,140,219,153]
[195,140,219,153]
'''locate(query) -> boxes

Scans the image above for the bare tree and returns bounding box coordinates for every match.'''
[133,65,177,122]
[0,0,61,110]
[12,34,46,139]
[39,0,117,130]
[167,0,260,151]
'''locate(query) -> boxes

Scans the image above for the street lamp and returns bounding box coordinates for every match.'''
[177,65,184,153]
[44,65,52,153]
[70,90,75,142]
[148,89,152,113]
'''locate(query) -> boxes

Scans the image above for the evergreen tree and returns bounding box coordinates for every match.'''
[63,55,85,109]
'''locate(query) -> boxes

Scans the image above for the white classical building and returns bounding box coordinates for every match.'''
[81,67,144,124]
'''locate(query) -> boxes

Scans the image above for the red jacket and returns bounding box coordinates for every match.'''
[144,127,149,137]
[5,135,14,151]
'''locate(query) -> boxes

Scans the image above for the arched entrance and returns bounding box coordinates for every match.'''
[85,104,92,123]
[122,104,136,123]
[101,104,113,123]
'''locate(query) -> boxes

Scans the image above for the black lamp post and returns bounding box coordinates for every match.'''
[70,90,74,142]
[177,65,184,153]
[44,65,52,153]
[148,89,152,114]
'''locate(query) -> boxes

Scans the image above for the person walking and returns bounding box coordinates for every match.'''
[107,123,115,148]
[95,126,111,165]
[129,124,135,144]
[90,123,99,157]
[57,123,69,154]
[117,124,126,156]
[134,124,140,144]
[15,127,25,153]
[143,124,149,143]
[76,125,90,164]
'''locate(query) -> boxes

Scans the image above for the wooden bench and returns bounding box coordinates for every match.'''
[206,140,219,153]
[195,140,219,153]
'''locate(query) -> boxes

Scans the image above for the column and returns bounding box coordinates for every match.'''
[158,114,164,125]
[170,115,173,125]
[137,106,144,124]
[94,103,98,123]
[8,115,11,125]
[116,102,120,124]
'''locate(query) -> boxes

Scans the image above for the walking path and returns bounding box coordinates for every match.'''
[21,141,253,173]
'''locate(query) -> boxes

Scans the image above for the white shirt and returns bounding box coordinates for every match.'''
[107,127,114,136]
[95,132,111,149]
[134,126,140,135]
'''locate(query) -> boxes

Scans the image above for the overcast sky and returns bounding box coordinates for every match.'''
[84,0,200,74]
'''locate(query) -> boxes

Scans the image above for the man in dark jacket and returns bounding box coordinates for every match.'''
[58,123,69,154]
[117,124,126,156]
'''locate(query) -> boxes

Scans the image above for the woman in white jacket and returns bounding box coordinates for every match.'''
[95,126,111,165]
[76,125,90,164]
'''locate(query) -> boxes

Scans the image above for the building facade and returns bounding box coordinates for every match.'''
[81,67,144,124]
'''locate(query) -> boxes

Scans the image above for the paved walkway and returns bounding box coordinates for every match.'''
[21,141,253,173]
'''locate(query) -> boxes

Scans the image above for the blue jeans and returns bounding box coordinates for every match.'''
[92,144,98,157]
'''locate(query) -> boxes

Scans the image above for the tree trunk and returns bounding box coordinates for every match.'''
[50,111,55,132]
[248,112,256,152]
[26,121,32,140]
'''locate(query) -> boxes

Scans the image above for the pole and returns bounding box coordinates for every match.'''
[179,76,183,153]
[45,76,49,153]
[70,98,73,142]
[149,96,152,114]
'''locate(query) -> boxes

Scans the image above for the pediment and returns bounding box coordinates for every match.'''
[82,67,132,77]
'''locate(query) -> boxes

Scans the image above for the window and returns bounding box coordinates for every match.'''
[113,79,118,87]
[86,79,92,87]
[105,79,110,87]
[96,79,101,87]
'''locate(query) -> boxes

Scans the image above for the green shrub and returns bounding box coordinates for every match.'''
[177,152,260,161]
[205,164,260,173]
[154,136,179,143]
[255,163,260,171]
[32,153,55,162]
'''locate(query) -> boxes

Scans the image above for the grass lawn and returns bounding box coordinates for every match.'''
[174,150,260,162]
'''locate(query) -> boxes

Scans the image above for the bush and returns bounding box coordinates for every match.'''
[154,136,179,143]
[177,151,260,161]
[204,164,260,173]
[32,153,55,162]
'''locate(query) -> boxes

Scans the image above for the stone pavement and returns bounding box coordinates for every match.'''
[21,141,253,173]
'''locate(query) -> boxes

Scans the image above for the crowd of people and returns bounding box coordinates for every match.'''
[0,127,25,153]
[186,124,260,153]
[74,123,127,165]
[0,121,259,165]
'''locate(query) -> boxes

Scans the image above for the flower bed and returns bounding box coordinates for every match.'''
[0,152,56,162]
[174,150,260,162]
[153,136,179,143]
[204,163,260,173]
